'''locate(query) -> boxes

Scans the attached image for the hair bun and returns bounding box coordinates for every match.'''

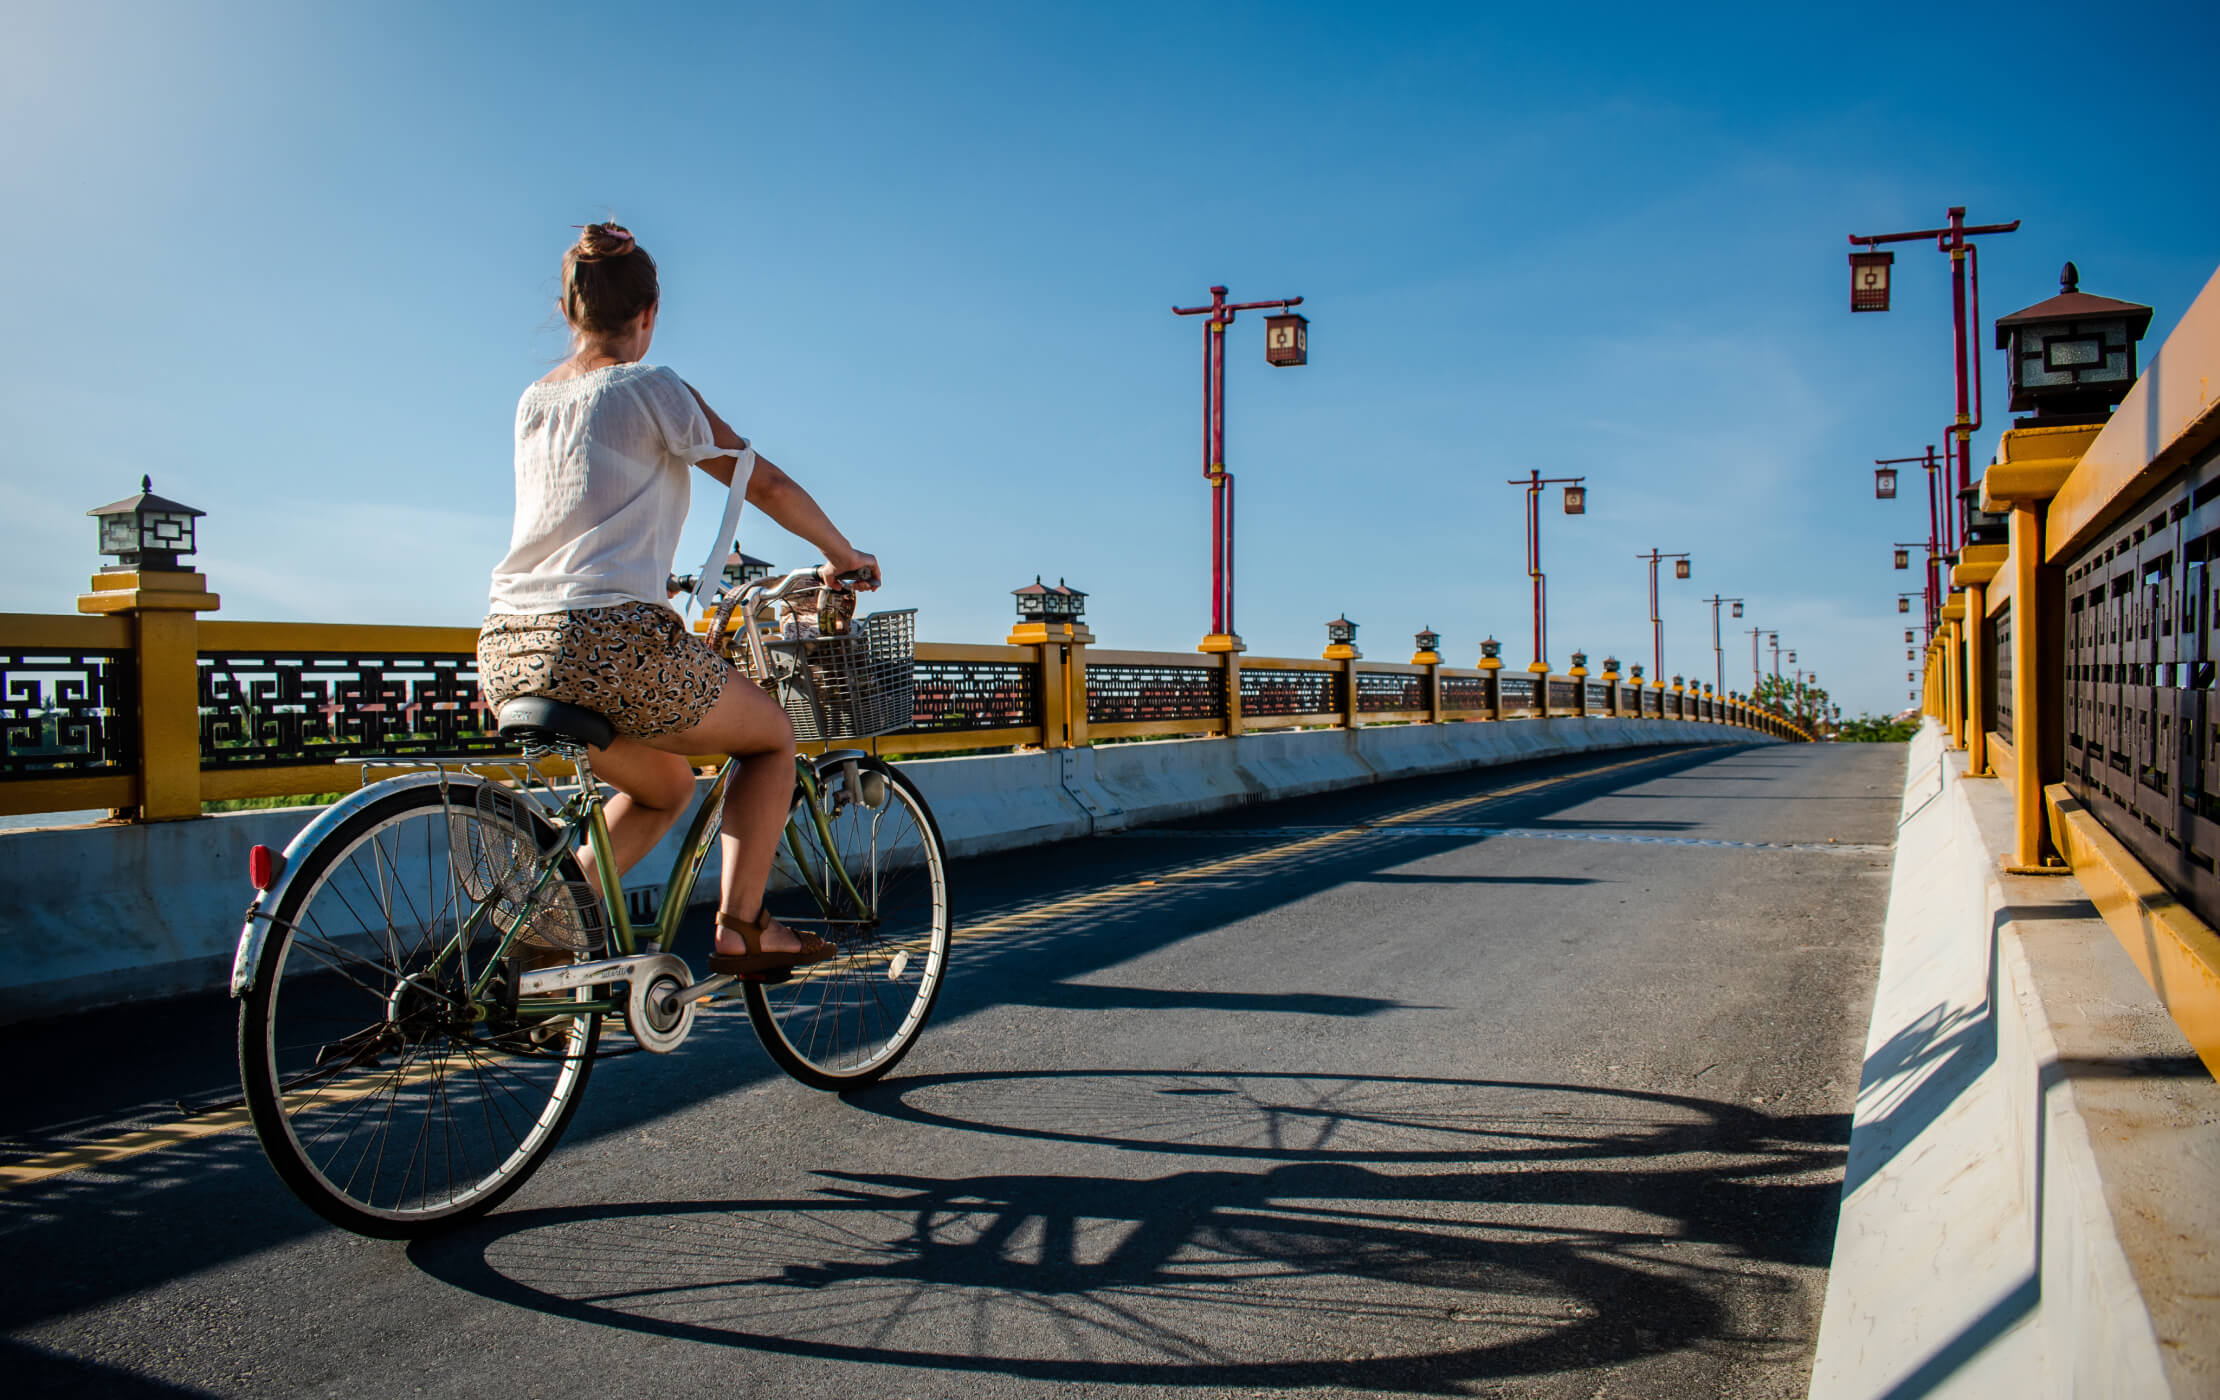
[573,222,637,262]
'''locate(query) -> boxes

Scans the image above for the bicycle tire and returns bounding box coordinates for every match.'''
[238,779,600,1238]
[745,754,951,1089]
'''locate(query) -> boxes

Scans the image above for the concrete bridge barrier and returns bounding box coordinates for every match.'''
[1812,722,2220,1397]
[0,717,1751,1026]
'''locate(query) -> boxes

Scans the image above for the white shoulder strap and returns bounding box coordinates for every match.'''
[689,446,756,615]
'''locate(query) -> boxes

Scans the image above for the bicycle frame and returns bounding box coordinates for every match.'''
[234,566,880,1025]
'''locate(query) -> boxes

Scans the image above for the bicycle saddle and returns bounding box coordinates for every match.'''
[497,697,615,751]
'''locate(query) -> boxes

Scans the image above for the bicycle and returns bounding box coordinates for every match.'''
[229,567,951,1238]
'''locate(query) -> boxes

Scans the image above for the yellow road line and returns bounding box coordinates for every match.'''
[0,1108,257,1188]
[0,745,1691,1193]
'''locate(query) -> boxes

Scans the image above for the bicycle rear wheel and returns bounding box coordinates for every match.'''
[746,754,950,1089]
[237,779,601,1238]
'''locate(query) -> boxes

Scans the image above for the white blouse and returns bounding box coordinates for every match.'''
[486,363,737,616]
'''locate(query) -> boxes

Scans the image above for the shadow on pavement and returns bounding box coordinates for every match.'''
[411,1069,1844,1391]
[0,744,1757,1337]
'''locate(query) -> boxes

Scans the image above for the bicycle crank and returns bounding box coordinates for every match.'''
[624,953,697,1054]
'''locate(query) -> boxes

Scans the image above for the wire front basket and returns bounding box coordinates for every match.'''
[750,608,917,742]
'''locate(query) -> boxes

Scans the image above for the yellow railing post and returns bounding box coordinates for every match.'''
[1411,636,1444,726]
[1200,634,1245,737]
[1954,540,2007,777]
[1323,636,1360,729]
[1008,619,1093,749]
[1982,420,2102,869]
[77,568,219,821]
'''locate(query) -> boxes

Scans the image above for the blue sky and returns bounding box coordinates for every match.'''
[4,1,2216,717]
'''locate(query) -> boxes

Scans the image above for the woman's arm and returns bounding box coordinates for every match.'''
[684,383,880,590]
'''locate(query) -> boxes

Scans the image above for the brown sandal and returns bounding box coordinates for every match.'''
[706,909,838,979]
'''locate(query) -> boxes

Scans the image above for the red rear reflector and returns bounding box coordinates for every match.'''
[249,845,279,891]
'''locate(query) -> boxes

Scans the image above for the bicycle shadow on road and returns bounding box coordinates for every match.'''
[411,1069,1846,1393]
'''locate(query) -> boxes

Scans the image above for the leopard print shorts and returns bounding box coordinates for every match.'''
[477,601,731,740]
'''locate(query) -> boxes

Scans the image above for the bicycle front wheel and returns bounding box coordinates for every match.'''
[237,779,600,1238]
[747,754,951,1089]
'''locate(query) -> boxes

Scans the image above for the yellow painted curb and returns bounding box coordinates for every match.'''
[2045,784,2220,1080]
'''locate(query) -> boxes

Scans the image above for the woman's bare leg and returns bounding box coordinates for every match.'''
[642,675,802,955]
[573,738,697,897]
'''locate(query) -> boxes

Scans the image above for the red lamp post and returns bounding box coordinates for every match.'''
[1509,469,1587,672]
[1703,595,1744,698]
[1848,207,2021,556]
[1875,446,1946,631]
[1638,549,1690,680]
[1172,285,1306,652]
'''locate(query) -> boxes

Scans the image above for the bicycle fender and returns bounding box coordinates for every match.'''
[229,770,484,997]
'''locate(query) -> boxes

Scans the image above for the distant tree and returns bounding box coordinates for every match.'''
[1835,713,1918,743]
[1751,674,1831,735]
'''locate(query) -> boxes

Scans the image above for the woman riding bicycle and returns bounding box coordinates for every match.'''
[477,221,877,979]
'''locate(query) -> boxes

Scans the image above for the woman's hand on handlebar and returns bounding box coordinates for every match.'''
[821,548,881,593]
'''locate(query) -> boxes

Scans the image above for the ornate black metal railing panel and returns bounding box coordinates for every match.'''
[1355,671,1423,713]
[1241,668,1341,717]
[1990,603,2013,744]
[1440,675,1492,713]
[199,651,503,768]
[2060,437,2220,929]
[2,649,136,779]
[911,659,1040,732]
[1619,685,1639,712]
[1584,681,1609,715]
[1086,663,1224,725]
[1498,675,1537,714]
[1546,679,1576,712]
[1645,688,1663,716]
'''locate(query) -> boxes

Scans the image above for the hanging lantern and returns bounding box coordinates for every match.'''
[1850,250,1894,312]
[1905,629,1914,643]
[1674,558,1691,580]
[1731,600,1743,618]
[1562,484,1586,515]
[1894,547,1909,570]
[1875,465,1898,499]
[1263,312,1309,367]
[89,476,203,572]
[1899,597,1911,614]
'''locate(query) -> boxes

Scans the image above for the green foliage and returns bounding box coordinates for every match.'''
[1834,714,1918,743]
[204,793,345,813]
[1749,673,1833,734]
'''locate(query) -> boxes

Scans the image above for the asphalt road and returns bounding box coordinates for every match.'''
[1,739,1904,1398]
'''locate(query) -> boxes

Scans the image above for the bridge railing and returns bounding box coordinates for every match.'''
[1923,259,2220,1077]
[1,601,1801,822]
